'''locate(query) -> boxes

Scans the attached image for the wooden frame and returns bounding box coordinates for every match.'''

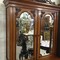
[4,0,60,60]
[37,10,59,59]
[16,9,37,60]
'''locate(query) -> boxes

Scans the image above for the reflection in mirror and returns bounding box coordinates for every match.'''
[16,12,34,60]
[40,14,54,56]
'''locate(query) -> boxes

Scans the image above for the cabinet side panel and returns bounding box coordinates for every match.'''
[56,12,60,57]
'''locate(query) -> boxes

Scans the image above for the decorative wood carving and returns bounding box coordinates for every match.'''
[4,0,60,60]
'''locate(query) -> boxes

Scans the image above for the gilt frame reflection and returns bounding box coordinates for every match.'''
[44,31,50,40]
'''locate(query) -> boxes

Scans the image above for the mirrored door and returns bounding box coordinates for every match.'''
[16,9,37,60]
[37,10,57,59]
[40,13,54,56]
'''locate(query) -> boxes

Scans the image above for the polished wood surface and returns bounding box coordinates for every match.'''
[4,0,60,60]
[39,55,60,60]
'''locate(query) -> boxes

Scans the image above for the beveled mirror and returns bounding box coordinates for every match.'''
[40,12,54,56]
[16,12,34,60]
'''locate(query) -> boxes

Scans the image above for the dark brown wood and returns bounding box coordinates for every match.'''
[56,12,60,57]
[4,0,60,60]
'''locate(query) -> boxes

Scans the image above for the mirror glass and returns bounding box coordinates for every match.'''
[40,14,54,56]
[16,12,34,60]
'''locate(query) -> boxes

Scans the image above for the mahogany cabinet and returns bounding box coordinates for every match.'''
[4,0,60,60]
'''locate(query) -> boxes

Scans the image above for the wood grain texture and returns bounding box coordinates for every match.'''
[4,0,60,60]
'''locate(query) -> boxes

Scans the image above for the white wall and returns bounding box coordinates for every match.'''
[0,0,60,60]
[51,0,60,5]
[0,2,6,60]
[0,0,3,3]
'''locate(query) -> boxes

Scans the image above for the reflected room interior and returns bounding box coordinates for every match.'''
[40,13,54,56]
[16,12,34,60]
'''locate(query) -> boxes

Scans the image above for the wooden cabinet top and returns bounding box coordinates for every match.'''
[3,0,60,10]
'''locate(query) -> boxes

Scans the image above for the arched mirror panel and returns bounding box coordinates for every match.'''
[16,11,34,60]
[40,12,54,56]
